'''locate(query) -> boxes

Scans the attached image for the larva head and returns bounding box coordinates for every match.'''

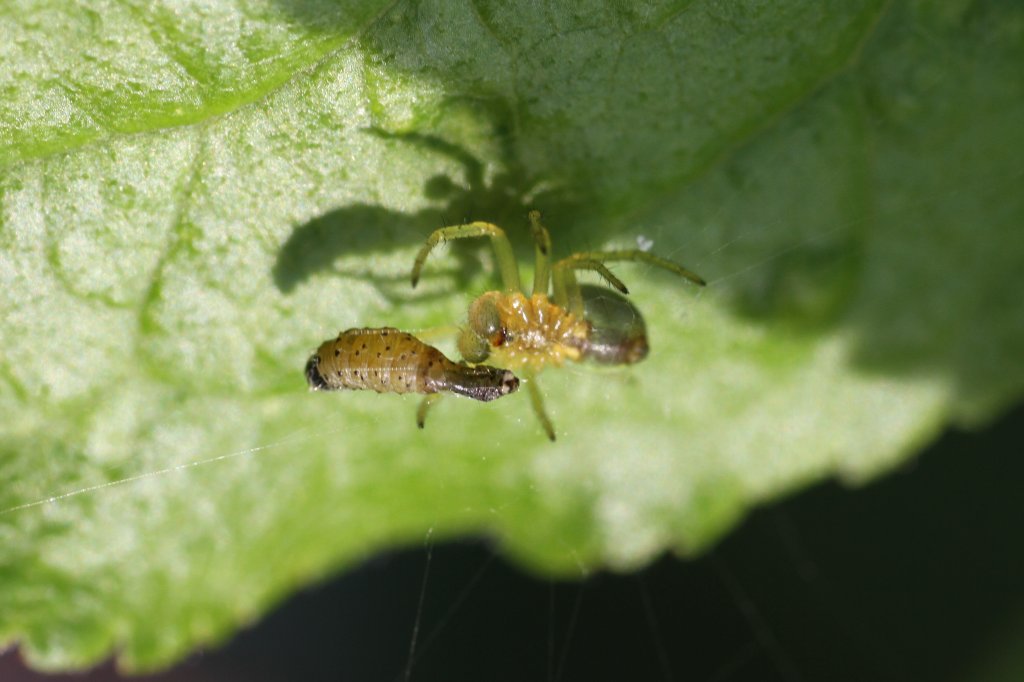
[305,353,329,390]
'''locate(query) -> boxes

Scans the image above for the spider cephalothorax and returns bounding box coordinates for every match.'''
[457,291,590,371]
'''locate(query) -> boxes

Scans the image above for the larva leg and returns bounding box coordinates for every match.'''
[528,210,552,297]
[411,221,521,292]
[524,374,556,442]
[416,394,441,429]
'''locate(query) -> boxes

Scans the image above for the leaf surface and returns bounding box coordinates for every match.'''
[1,0,1022,671]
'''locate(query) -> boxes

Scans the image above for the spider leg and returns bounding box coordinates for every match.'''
[552,250,705,315]
[559,256,631,293]
[552,259,626,317]
[559,250,706,287]
[411,221,521,292]
[416,394,442,429]
[551,262,582,317]
[528,210,552,297]
[524,373,556,442]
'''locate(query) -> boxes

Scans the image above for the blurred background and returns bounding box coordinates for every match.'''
[4,402,1021,682]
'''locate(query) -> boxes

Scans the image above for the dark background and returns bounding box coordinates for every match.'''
[3,403,1022,682]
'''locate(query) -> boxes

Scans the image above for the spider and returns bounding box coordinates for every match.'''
[411,211,705,440]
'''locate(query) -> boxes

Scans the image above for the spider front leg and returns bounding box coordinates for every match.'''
[524,372,557,442]
[411,221,522,292]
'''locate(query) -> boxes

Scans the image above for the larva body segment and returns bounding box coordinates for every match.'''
[306,328,518,402]
[307,327,442,395]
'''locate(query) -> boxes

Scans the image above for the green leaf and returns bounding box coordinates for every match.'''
[2,0,1022,672]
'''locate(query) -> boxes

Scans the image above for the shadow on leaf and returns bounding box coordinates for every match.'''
[272,124,579,299]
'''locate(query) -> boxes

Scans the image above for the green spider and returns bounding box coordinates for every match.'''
[411,211,705,441]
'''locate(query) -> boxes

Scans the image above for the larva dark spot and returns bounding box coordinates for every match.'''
[361,343,367,349]
[385,345,391,351]
[334,349,340,357]
[377,352,381,358]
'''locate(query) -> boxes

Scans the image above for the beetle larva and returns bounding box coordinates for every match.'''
[305,327,519,402]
